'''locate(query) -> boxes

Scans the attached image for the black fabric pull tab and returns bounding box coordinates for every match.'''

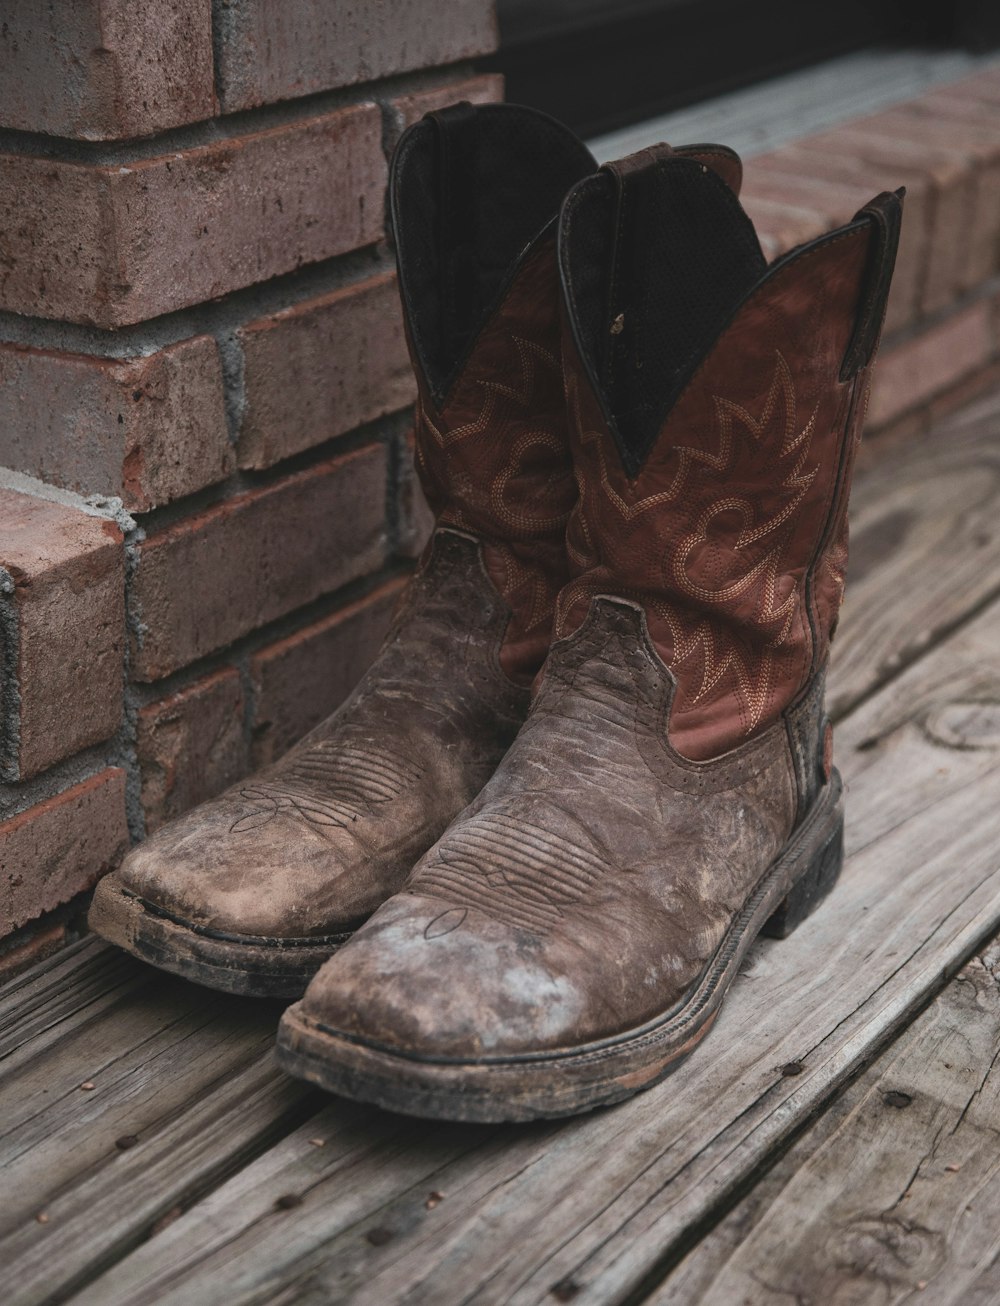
[840,187,905,381]
[427,102,480,369]
[597,144,676,390]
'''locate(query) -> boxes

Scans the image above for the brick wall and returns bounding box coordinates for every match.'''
[737,69,1000,435]
[2,15,1000,974]
[0,0,499,973]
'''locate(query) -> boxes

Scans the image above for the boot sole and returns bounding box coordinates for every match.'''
[88,874,351,999]
[275,772,845,1120]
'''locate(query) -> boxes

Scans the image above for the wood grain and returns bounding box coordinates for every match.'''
[0,938,317,1306]
[0,936,147,1066]
[1,389,997,1305]
[655,940,1000,1304]
[68,593,1000,1306]
[828,384,1000,721]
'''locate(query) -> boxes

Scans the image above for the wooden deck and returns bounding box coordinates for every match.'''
[3,385,1000,1306]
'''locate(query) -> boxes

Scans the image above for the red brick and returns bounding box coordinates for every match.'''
[797,124,972,320]
[215,0,498,112]
[868,298,994,429]
[857,407,927,467]
[933,68,1000,109]
[893,91,1000,291]
[925,355,1000,430]
[747,146,930,334]
[0,0,215,139]
[919,74,1000,113]
[841,109,991,313]
[737,195,828,263]
[0,337,229,511]
[0,769,128,934]
[390,73,505,141]
[250,578,405,766]
[741,165,865,225]
[138,668,249,832]
[238,272,415,470]
[131,444,388,680]
[0,106,386,328]
[0,490,124,780]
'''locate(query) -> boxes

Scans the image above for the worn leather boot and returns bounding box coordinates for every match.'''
[89,103,598,996]
[276,146,902,1117]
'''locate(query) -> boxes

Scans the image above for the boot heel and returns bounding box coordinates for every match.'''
[762,806,844,940]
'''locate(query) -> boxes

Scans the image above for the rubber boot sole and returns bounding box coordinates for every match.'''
[88,875,351,999]
[275,772,845,1120]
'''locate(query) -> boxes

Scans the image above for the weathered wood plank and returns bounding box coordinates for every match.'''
[828,384,1000,720]
[0,936,148,1065]
[67,589,1000,1306]
[4,1056,318,1306]
[654,940,1000,1305]
[0,939,320,1306]
[2,389,997,1304]
[0,934,105,1023]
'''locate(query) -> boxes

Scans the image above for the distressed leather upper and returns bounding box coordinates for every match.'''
[110,104,600,943]
[117,532,528,938]
[412,236,579,683]
[556,157,898,759]
[299,599,797,1055]
[296,155,901,1068]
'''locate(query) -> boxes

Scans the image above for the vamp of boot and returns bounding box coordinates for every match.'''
[276,136,903,1117]
[88,104,598,997]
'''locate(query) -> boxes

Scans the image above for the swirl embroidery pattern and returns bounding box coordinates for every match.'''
[410,241,578,681]
[665,352,819,732]
[562,349,824,742]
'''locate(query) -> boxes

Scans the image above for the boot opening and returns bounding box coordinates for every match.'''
[561,155,766,476]
[392,102,595,403]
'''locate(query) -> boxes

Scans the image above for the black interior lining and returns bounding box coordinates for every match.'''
[562,157,767,477]
[391,102,596,405]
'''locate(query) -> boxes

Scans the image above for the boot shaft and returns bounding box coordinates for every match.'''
[556,149,902,759]
[390,108,747,683]
[390,103,595,681]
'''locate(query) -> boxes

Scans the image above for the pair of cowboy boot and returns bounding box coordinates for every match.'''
[91,103,901,1123]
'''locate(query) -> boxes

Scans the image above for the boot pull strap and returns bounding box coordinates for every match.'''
[602,142,677,182]
[427,102,480,366]
[674,144,743,196]
[602,142,742,192]
[840,187,905,381]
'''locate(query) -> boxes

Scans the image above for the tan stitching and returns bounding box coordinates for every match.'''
[419,335,558,450]
[490,429,574,533]
[568,350,826,739]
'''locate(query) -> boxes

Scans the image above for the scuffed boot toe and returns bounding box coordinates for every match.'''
[288,892,590,1062]
[89,801,363,999]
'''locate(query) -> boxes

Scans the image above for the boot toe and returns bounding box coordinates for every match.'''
[114,792,375,939]
[283,893,642,1121]
[299,892,593,1060]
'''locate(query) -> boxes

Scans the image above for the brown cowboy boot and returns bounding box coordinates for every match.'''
[89,103,598,996]
[276,147,902,1117]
